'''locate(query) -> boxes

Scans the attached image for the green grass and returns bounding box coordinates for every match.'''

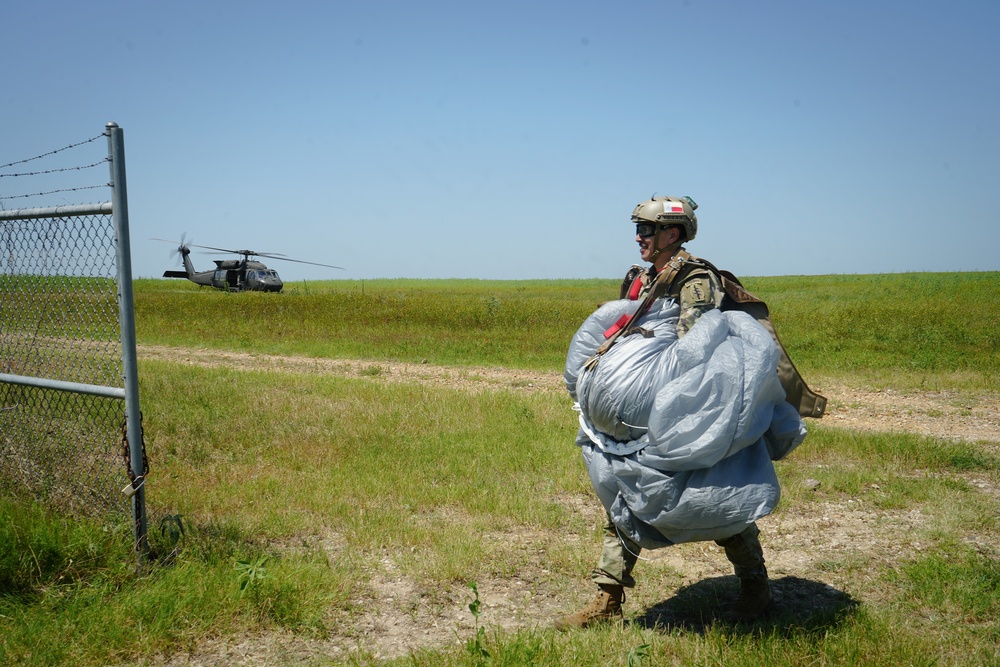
[135,272,1000,392]
[0,506,347,664]
[134,278,612,369]
[2,272,999,666]
[749,272,1000,391]
[138,360,586,549]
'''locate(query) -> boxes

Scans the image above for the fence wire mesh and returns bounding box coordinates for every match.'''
[1,386,126,515]
[0,211,130,515]
[1,124,141,524]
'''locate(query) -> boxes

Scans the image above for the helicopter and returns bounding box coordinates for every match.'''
[155,239,344,292]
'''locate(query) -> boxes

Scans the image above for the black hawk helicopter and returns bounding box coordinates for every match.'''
[156,239,344,292]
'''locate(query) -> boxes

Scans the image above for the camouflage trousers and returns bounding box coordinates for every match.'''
[590,514,767,587]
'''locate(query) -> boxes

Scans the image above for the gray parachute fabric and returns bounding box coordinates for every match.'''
[565,299,807,548]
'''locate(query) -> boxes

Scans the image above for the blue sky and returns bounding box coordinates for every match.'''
[2,1,998,281]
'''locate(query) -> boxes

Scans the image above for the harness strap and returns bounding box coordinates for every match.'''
[585,251,695,370]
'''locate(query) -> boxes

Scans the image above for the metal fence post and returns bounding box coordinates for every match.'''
[107,122,148,565]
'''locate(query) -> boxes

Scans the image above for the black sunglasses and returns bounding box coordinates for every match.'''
[635,223,664,238]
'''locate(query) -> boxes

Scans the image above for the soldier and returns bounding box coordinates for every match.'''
[555,195,772,629]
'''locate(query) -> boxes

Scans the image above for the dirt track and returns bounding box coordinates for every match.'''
[139,344,1000,446]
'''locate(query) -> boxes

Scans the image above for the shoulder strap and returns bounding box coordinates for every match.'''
[619,265,645,300]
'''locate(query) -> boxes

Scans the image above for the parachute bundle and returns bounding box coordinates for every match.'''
[565,299,807,548]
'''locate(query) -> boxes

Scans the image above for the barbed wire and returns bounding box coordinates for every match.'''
[0,133,109,205]
[0,133,105,171]
[0,159,108,178]
[1,184,110,201]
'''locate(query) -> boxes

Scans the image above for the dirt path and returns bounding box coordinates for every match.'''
[138,345,999,665]
[139,344,1000,445]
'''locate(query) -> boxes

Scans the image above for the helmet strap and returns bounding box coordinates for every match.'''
[649,226,681,266]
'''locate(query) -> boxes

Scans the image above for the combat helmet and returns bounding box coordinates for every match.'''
[631,196,698,241]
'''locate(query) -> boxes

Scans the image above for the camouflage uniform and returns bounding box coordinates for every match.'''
[589,255,767,591]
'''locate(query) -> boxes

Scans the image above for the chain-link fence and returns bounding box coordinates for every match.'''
[0,124,147,557]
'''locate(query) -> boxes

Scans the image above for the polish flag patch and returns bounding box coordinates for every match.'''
[664,201,684,213]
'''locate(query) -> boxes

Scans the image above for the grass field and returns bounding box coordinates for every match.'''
[1,272,998,666]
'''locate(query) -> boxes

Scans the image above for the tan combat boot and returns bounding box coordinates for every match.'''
[554,584,625,630]
[725,576,772,622]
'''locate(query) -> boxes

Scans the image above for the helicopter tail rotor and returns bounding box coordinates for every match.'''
[153,234,193,265]
[175,232,192,259]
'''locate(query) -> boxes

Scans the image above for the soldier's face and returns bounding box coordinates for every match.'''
[637,225,679,264]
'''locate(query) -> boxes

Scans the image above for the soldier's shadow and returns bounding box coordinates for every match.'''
[631,575,860,634]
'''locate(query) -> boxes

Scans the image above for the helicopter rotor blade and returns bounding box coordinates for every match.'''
[151,237,185,246]
[152,237,248,255]
[152,238,344,270]
[253,253,345,270]
[152,234,196,247]
[187,243,246,255]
